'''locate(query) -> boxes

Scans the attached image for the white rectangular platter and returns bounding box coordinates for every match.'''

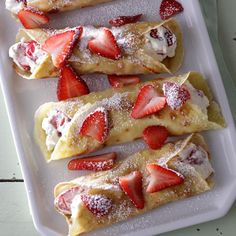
[1,0,236,235]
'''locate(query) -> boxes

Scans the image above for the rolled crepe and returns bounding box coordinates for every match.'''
[54,133,214,236]
[11,19,183,79]
[6,0,112,14]
[34,72,225,162]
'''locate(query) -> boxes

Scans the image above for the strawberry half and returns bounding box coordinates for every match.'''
[159,0,184,20]
[80,107,108,143]
[42,27,82,68]
[119,171,144,209]
[108,75,140,88]
[143,126,168,150]
[131,84,166,119]
[80,194,112,217]
[57,64,89,101]
[68,152,117,171]
[88,28,121,60]
[54,186,81,215]
[17,7,49,29]
[146,164,184,193]
[109,14,143,27]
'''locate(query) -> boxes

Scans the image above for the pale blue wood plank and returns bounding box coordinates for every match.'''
[0,183,39,236]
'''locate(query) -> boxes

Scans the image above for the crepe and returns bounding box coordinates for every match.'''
[6,0,112,14]
[34,71,225,162]
[11,19,183,79]
[54,133,214,236]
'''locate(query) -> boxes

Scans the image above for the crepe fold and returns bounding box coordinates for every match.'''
[13,19,183,79]
[54,133,214,236]
[34,72,225,162]
[6,0,112,14]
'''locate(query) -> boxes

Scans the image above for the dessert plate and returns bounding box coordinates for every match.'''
[0,0,236,235]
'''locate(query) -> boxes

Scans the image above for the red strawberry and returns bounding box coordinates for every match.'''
[54,186,81,215]
[80,194,112,217]
[68,152,117,171]
[88,28,121,60]
[108,75,140,88]
[143,126,168,150]
[80,107,108,143]
[25,40,37,57]
[42,27,82,68]
[146,164,184,193]
[119,171,144,209]
[57,64,89,101]
[162,82,190,110]
[109,14,143,27]
[159,0,184,20]
[131,84,166,119]
[17,8,49,29]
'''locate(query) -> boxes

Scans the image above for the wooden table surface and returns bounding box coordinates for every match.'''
[1,0,236,235]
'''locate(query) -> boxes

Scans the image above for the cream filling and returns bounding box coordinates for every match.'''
[9,41,47,74]
[42,110,71,151]
[145,25,177,61]
[5,0,25,14]
[186,83,210,114]
[178,143,214,179]
[70,195,83,223]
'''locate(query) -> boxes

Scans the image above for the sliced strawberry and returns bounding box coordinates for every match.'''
[109,14,143,27]
[42,27,82,68]
[162,82,190,110]
[108,75,140,88]
[80,194,112,217]
[68,152,117,171]
[57,64,89,101]
[119,171,144,209]
[131,84,166,119]
[80,107,108,143]
[159,0,184,20]
[143,126,168,150]
[25,40,37,57]
[146,164,184,193]
[54,186,81,215]
[88,28,121,60]
[17,8,49,29]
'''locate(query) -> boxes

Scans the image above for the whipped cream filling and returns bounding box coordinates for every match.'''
[6,0,25,14]
[70,194,83,222]
[178,143,214,179]
[186,83,210,114]
[9,40,47,74]
[42,110,71,151]
[145,25,177,61]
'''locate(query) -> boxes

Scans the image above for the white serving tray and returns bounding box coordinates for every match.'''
[0,0,236,235]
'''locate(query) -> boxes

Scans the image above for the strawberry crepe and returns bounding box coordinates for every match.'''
[9,19,183,79]
[54,133,214,236]
[34,72,225,162]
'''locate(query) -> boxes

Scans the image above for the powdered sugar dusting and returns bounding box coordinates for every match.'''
[80,194,112,217]
[163,82,190,110]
